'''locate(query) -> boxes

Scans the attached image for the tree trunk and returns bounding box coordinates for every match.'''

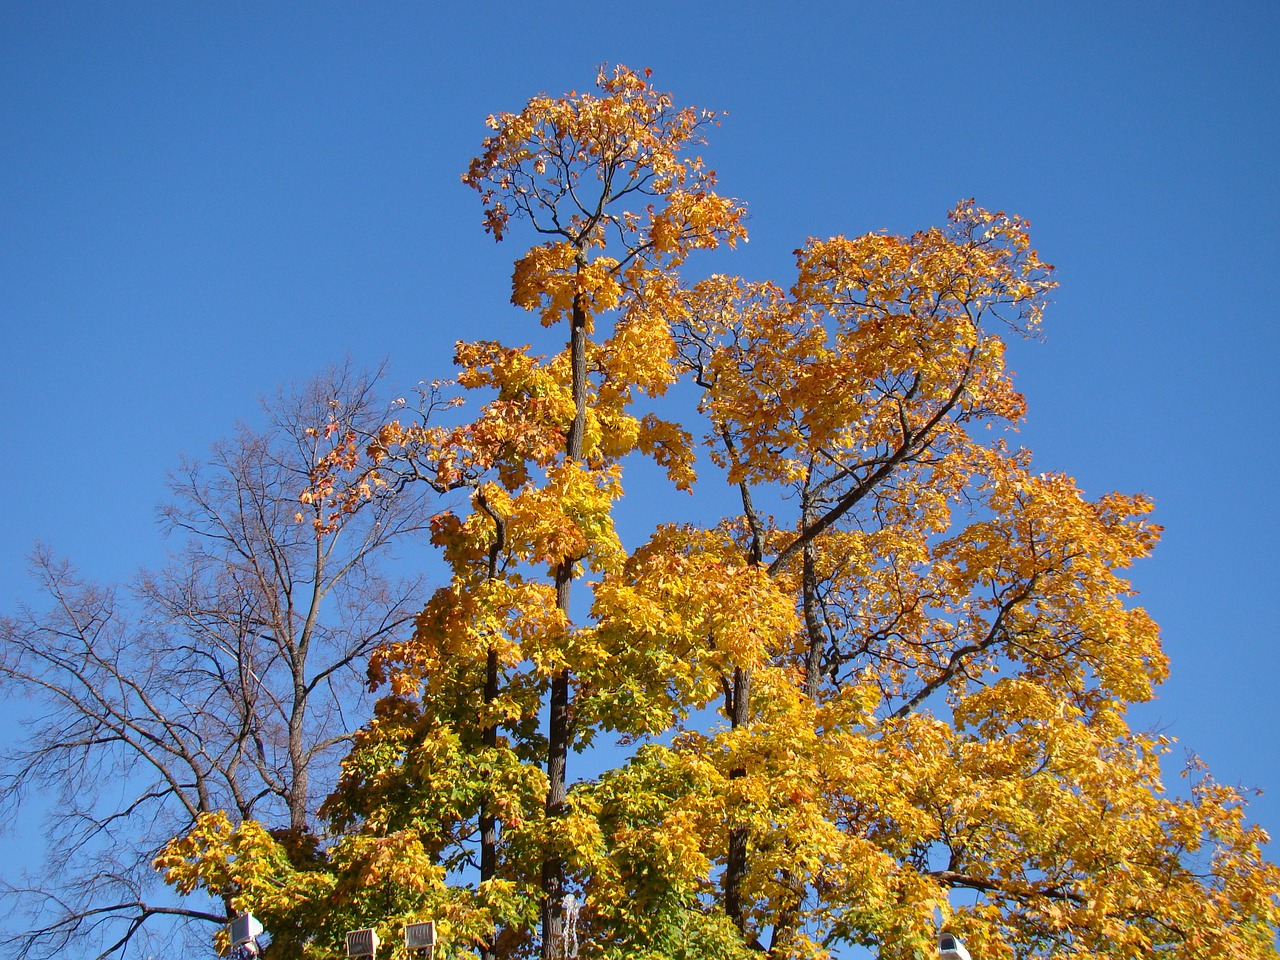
[542,281,588,959]
[724,665,751,930]
[801,491,824,700]
[723,455,763,934]
[480,646,499,960]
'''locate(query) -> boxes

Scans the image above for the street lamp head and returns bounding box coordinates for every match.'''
[229,913,265,947]
[346,928,380,958]
[939,932,972,960]
[405,920,437,951]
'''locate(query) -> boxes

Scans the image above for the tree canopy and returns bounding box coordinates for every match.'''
[0,367,435,959]
[152,67,1280,959]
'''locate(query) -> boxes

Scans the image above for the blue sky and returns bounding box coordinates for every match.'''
[2,0,1278,893]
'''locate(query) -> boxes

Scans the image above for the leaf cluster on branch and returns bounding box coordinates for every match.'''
[16,67,1280,960]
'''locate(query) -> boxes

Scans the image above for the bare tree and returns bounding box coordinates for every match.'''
[0,364,435,959]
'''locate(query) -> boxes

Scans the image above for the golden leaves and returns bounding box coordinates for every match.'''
[582,523,800,733]
[464,64,746,299]
[511,243,621,328]
[174,70,1280,960]
[154,812,335,940]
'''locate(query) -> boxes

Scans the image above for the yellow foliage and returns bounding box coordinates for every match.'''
[164,68,1280,960]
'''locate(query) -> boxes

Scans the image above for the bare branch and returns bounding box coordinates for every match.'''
[0,363,436,959]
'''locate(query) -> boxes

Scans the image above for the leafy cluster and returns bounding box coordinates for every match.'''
[157,68,1280,960]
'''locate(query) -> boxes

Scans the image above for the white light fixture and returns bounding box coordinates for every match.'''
[405,920,438,951]
[346,928,380,958]
[939,932,972,960]
[229,913,264,947]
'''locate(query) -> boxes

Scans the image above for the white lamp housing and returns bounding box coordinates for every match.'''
[405,920,438,950]
[939,932,972,960]
[229,913,265,947]
[346,928,380,958]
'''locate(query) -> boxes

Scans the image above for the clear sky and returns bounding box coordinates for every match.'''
[2,0,1278,887]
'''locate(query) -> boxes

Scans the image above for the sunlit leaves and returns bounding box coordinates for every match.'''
[161,68,1280,960]
[463,65,745,262]
[580,524,800,736]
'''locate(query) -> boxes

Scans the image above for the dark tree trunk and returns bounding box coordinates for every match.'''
[801,492,824,700]
[542,281,588,959]
[480,646,499,960]
[724,461,763,933]
[724,665,751,930]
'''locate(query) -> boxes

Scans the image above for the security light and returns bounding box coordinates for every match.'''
[346,928,380,958]
[405,920,438,951]
[229,913,264,947]
[939,932,972,960]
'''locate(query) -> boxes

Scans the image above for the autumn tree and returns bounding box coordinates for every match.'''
[158,69,1280,960]
[0,366,436,959]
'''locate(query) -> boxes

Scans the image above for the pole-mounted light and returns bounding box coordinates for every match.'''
[939,932,972,960]
[346,928,380,959]
[405,920,437,957]
[228,913,268,958]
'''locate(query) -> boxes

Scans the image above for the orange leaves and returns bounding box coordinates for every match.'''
[763,204,1053,458]
[463,66,717,243]
[792,213,1048,400]
[675,208,1051,504]
[595,299,680,399]
[636,413,697,491]
[463,65,747,337]
[510,462,625,575]
[647,188,747,261]
[952,464,1167,703]
[511,243,621,327]
[155,69,1280,960]
[302,424,402,533]
[450,340,574,480]
[792,444,1168,715]
[897,692,1280,957]
[510,242,579,317]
